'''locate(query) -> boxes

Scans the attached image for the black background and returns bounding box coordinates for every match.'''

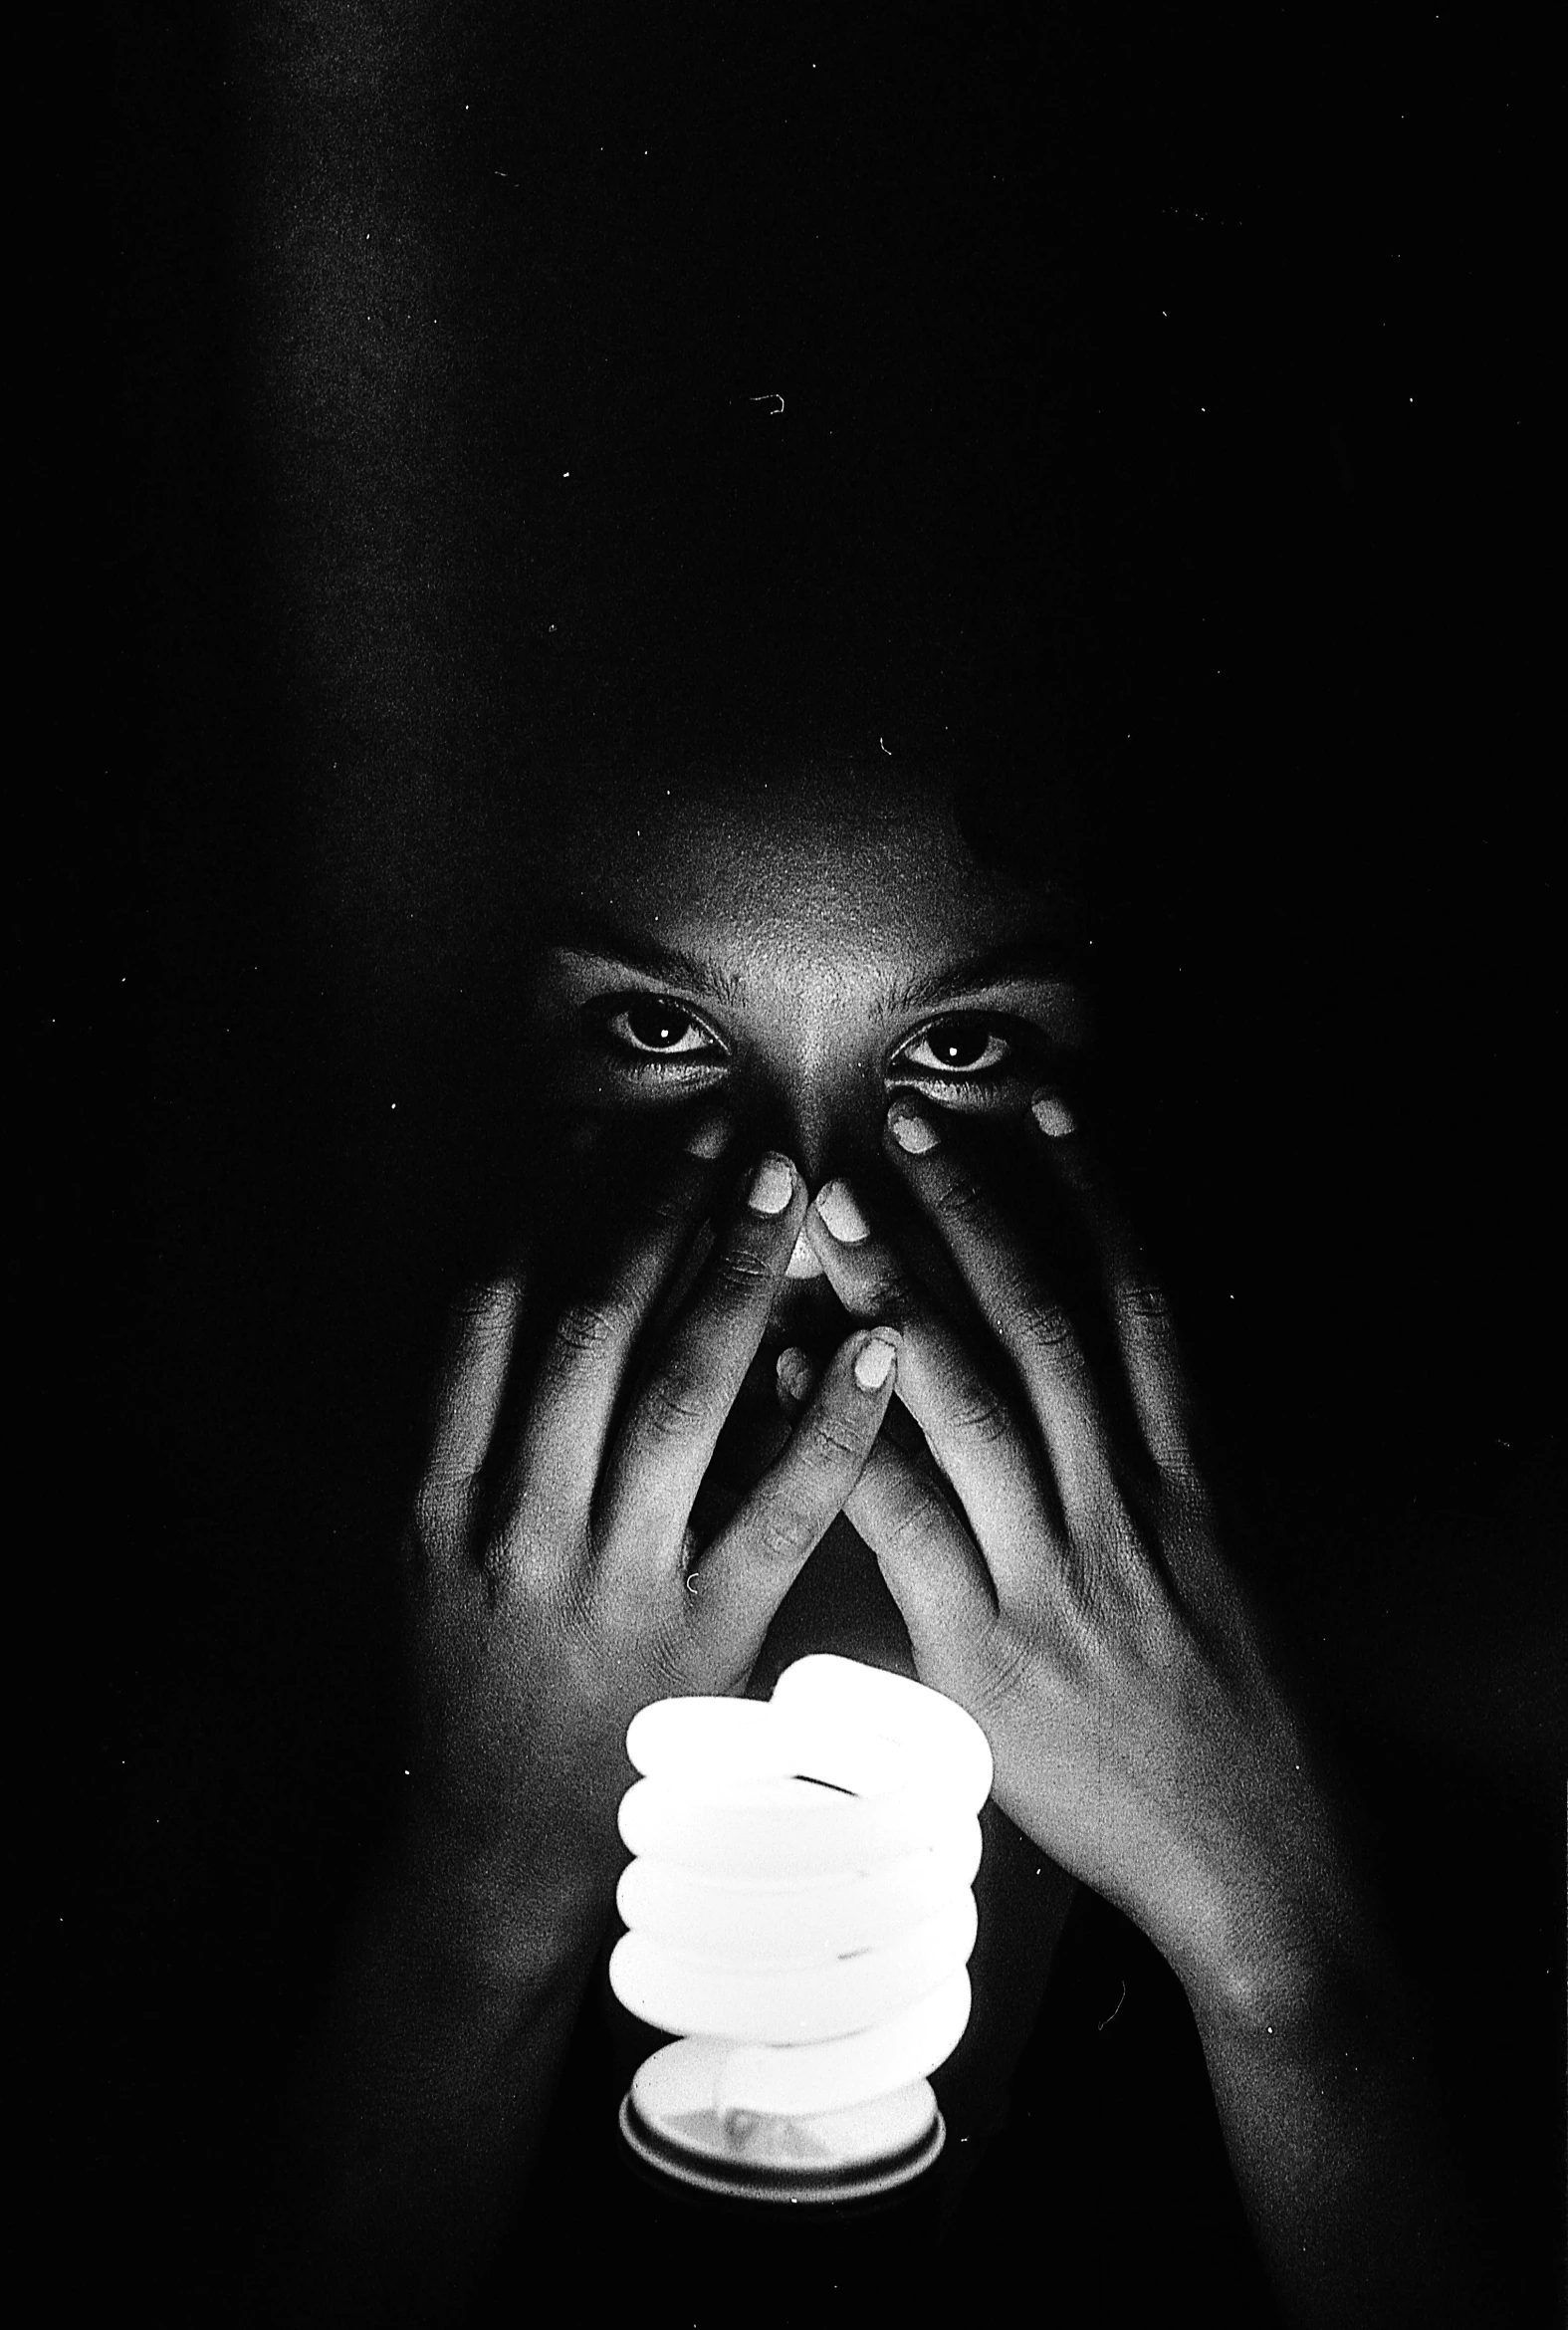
[30,3,1563,2318]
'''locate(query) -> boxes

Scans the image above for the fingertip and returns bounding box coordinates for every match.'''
[800,1206,843,1273]
[776,1346,816,1410]
[1028,1090,1077,1140]
[812,1178,871,1244]
[852,1330,900,1392]
[885,1100,941,1156]
[746,1153,798,1217]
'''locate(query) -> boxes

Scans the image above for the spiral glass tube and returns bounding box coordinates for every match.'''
[610,1654,993,2202]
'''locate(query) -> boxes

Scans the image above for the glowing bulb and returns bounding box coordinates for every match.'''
[610,1654,992,2202]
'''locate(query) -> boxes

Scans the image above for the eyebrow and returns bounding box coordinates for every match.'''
[882,938,1085,1014]
[548,919,1083,1021]
[547,920,748,1009]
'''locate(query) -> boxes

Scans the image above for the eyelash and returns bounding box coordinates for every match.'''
[592,995,729,1071]
[892,1020,1013,1079]
[591,995,1034,1094]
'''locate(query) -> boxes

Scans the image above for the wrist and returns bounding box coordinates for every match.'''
[379,1794,616,2002]
[1180,1887,1414,2060]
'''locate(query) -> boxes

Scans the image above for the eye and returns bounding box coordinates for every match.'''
[601,995,726,1060]
[893,1016,1013,1077]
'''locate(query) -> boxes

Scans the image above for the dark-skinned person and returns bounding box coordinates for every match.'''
[258,714,1515,2330]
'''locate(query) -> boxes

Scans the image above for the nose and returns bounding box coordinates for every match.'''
[730,1049,894,1327]
[747,1058,887,1200]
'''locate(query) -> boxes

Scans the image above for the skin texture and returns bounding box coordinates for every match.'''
[522,764,1093,1600]
[267,761,1507,2328]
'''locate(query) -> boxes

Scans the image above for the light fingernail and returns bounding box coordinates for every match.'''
[1030,1091,1077,1138]
[813,1179,870,1243]
[853,1333,898,1391]
[784,1230,824,1278]
[684,1109,733,1160]
[777,1347,816,1404]
[887,1103,939,1155]
[748,1155,796,1215]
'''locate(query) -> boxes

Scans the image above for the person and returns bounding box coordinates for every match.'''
[201,18,1556,2321]
[255,727,1517,2329]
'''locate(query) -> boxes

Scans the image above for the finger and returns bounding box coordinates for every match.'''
[684,1327,901,1651]
[421,1277,525,1496]
[880,1099,1116,1521]
[774,1349,999,1671]
[1026,1092,1198,1480]
[510,1109,734,1513]
[801,1175,1057,1594]
[777,1344,976,1535]
[773,1342,819,1421]
[839,1431,998,1658]
[595,1151,807,1546]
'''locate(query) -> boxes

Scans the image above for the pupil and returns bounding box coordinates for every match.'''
[934,1019,989,1068]
[627,998,689,1049]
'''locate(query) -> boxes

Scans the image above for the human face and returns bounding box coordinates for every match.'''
[524,761,1092,1602]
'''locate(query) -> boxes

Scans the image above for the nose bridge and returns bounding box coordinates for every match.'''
[780,1076,841,1191]
[750,1002,879,1192]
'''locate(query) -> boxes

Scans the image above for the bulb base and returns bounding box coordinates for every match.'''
[619,2041,944,2205]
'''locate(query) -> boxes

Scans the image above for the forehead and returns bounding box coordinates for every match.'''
[545,759,1073,971]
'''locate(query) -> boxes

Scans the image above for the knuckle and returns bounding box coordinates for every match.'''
[634,1366,709,1446]
[552,1294,626,1360]
[1015,1296,1077,1356]
[934,1171,988,1226]
[865,1263,921,1325]
[447,1278,504,1338]
[797,1403,873,1469]
[747,1489,815,1564]
[717,1234,781,1287]
[435,1278,519,1389]
[1158,1458,1211,1523]
[975,1620,1039,1721]
[1119,1279,1174,1331]
[883,1473,949,1556]
[462,1271,521,1319]
[708,1244,779,1306]
[947,1377,1014,1447]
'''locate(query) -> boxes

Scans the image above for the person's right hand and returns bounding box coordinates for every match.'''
[398,1112,901,1915]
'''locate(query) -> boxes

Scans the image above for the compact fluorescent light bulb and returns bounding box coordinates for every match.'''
[610,1654,993,2203]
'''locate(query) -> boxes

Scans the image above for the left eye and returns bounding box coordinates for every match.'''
[604,997,723,1057]
[893,1018,1012,1076]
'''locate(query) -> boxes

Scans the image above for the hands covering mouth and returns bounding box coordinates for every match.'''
[406,1087,1372,2050]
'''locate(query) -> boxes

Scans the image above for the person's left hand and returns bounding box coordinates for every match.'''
[788,1095,1379,2035]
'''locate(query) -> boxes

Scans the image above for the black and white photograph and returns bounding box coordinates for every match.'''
[44,5,1562,2322]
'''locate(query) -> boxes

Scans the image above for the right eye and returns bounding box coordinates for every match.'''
[601,996,727,1061]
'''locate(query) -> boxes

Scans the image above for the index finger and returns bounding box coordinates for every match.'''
[594,1151,808,1550]
[881,1098,1116,1519]
[505,1110,736,1520]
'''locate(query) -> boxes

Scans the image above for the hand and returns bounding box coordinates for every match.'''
[792,1097,1376,2032]
[399,1113,902,1913]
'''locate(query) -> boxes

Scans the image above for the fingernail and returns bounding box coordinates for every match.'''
[777,1347,816,1404]
[853,1332,898,1391]
[812,1179,869,1243]
[1030,1091,1077,1139]
[684,1109,733,1160]
[887,1102,939,1155]
[747,1154,796,1215]
[784,1230,824,1278]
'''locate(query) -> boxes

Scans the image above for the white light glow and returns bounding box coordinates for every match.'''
[610,1655,992,2151]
